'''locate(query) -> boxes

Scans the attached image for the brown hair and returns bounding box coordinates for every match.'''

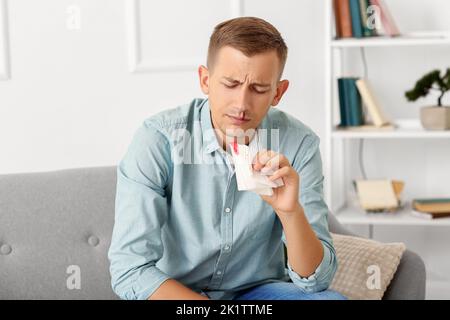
[207,17,288,78]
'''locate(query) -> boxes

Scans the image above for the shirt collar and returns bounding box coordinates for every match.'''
[200,99,222,154]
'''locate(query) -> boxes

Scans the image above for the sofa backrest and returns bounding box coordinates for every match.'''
[0,166,118,299]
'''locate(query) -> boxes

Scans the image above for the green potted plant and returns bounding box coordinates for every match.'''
[405,68,450,130]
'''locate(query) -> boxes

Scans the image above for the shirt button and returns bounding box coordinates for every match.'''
[224,207,231,213]
[216,270,222,275]
[224,245,230,251]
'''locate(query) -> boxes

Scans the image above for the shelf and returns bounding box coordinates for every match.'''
[334,205,450,226]
[331,35,450,48]
[331,126,450,139]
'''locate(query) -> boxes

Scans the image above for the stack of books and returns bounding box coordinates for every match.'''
[412,198,450,219]
[333,0,400,38]
[337,77,393,131]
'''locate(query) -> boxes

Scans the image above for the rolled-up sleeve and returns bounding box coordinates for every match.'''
[282,133,338,293]
[108,121,172,300]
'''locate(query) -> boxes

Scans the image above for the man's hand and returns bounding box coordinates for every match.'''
[252,150,301,216]
[253,150,325,277]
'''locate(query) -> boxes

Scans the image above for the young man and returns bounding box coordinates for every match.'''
[108,17,345,300]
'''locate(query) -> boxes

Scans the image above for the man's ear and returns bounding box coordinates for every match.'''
[271,79,290,107]
[198,65,210,95]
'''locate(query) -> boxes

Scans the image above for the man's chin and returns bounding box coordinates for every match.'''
[223,126,257,144]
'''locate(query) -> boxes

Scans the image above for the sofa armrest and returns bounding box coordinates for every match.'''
[383,249,426,300]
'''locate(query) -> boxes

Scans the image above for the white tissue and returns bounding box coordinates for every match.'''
[230,143,284,196]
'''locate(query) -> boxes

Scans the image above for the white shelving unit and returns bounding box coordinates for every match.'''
[323,2,450,227]
[331,127,450,139]
[335,205,450,226]
[330,35,450,48]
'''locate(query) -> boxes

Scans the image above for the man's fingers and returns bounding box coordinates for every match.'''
[258,155,281,175]
[252,150,277,170]
[254,152,289,173]
[268,166,291,181]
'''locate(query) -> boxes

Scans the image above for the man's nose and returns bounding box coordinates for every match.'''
[235,87,251,114]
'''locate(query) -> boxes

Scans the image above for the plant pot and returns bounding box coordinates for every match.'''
[420,106,450,130]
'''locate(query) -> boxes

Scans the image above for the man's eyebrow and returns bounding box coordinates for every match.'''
[222,77,272,87]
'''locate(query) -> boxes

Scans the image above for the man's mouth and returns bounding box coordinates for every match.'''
[226,114,251,125]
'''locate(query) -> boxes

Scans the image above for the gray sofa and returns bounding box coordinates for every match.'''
[0,166,426,299]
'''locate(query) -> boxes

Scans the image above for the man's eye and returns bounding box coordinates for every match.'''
[254,89,268,94]
[224,83,237,88]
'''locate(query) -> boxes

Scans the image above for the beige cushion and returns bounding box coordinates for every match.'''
[329,233,406,300]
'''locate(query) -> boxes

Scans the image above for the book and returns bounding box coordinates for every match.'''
[411,210,450,220]
[349,0,364,38]
[413,197,450,204]
[355,78,391,127]
[333,0,342,38]
[391,181,405,201]
[354,179,404,200]
[413,198,450,213]
[337,78,364,127]
[370,0,400,37]
[333,0,353,38]
[355,179,403,211]
[337,78,349,126]
[359,0,376,37]
[346,78,364,126]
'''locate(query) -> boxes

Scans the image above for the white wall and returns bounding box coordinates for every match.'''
[1,0,449,298]
[0,0,328,174]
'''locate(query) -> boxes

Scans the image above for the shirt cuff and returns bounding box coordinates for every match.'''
[132,266,171,300]
[286,242,335,293]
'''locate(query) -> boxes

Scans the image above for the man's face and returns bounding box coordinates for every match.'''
[199,46,289,145]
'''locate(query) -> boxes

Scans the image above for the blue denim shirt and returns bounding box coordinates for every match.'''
[108,98,337,300]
